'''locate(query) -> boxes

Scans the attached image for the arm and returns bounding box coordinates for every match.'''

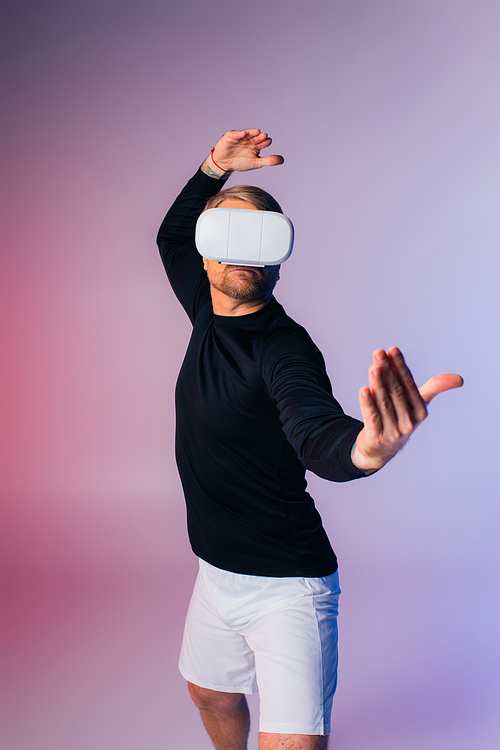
[262,330,368,482]
[157,169,225,322]
[263,336,463,481]
[351,347,464,471]
[157,129,283,321]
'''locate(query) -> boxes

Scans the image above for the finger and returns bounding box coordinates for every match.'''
[386,347,428,424]
[358,385,383,438]
[253,154,285,167]
[372,350,415,434]
[419,373,464,405]
[252,130,269,141]
[255,137,272,150]
[252,132,272,147]
[367,363,403,440]
[225,129,261,143]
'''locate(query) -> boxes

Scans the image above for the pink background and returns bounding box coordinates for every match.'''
[1,1,499,747]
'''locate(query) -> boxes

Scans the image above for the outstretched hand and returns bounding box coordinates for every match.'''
[201,129,284,177]
[351,348,463,472]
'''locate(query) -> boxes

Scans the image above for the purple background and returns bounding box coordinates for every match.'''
[1,1,499,748]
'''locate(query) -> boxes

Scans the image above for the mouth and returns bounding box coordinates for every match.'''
[227,266,259,275]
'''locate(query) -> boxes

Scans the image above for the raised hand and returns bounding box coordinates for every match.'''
[202,129,284,177]
[351,348,463,472]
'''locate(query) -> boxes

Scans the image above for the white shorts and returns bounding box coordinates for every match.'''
[179,559,340,735]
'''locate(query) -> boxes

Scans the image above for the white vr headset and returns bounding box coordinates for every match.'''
[195,207,294,267]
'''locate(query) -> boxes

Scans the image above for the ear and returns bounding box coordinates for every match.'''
[202,257,208,271]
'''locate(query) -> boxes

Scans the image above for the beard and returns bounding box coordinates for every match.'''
[207,266,280,301]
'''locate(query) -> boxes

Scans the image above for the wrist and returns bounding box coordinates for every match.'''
[350,442,382,474]
[200,149,233,180]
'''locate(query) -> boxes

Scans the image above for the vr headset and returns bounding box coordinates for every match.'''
[195,207,294,267]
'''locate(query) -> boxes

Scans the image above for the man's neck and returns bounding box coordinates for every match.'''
[210,288,272,316]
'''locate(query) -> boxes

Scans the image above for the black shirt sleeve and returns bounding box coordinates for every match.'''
[157,168,228,323]
[261,329,368,482]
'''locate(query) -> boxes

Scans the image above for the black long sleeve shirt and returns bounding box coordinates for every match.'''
[157,168,367,576]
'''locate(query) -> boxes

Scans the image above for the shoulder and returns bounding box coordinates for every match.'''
[258,302,324,363]
[258,317,328,389]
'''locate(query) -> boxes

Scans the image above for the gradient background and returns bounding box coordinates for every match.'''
[1,1,499,748]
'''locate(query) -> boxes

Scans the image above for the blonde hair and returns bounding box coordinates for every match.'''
[204,184,283,213]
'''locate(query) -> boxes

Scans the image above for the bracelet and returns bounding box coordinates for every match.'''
[211,147,232,173]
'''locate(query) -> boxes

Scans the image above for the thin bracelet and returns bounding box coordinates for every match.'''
[211,147,232,173]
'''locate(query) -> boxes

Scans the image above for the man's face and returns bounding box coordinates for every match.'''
[202,198,280,302]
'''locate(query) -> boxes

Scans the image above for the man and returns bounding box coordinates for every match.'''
[157,129,462,750]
